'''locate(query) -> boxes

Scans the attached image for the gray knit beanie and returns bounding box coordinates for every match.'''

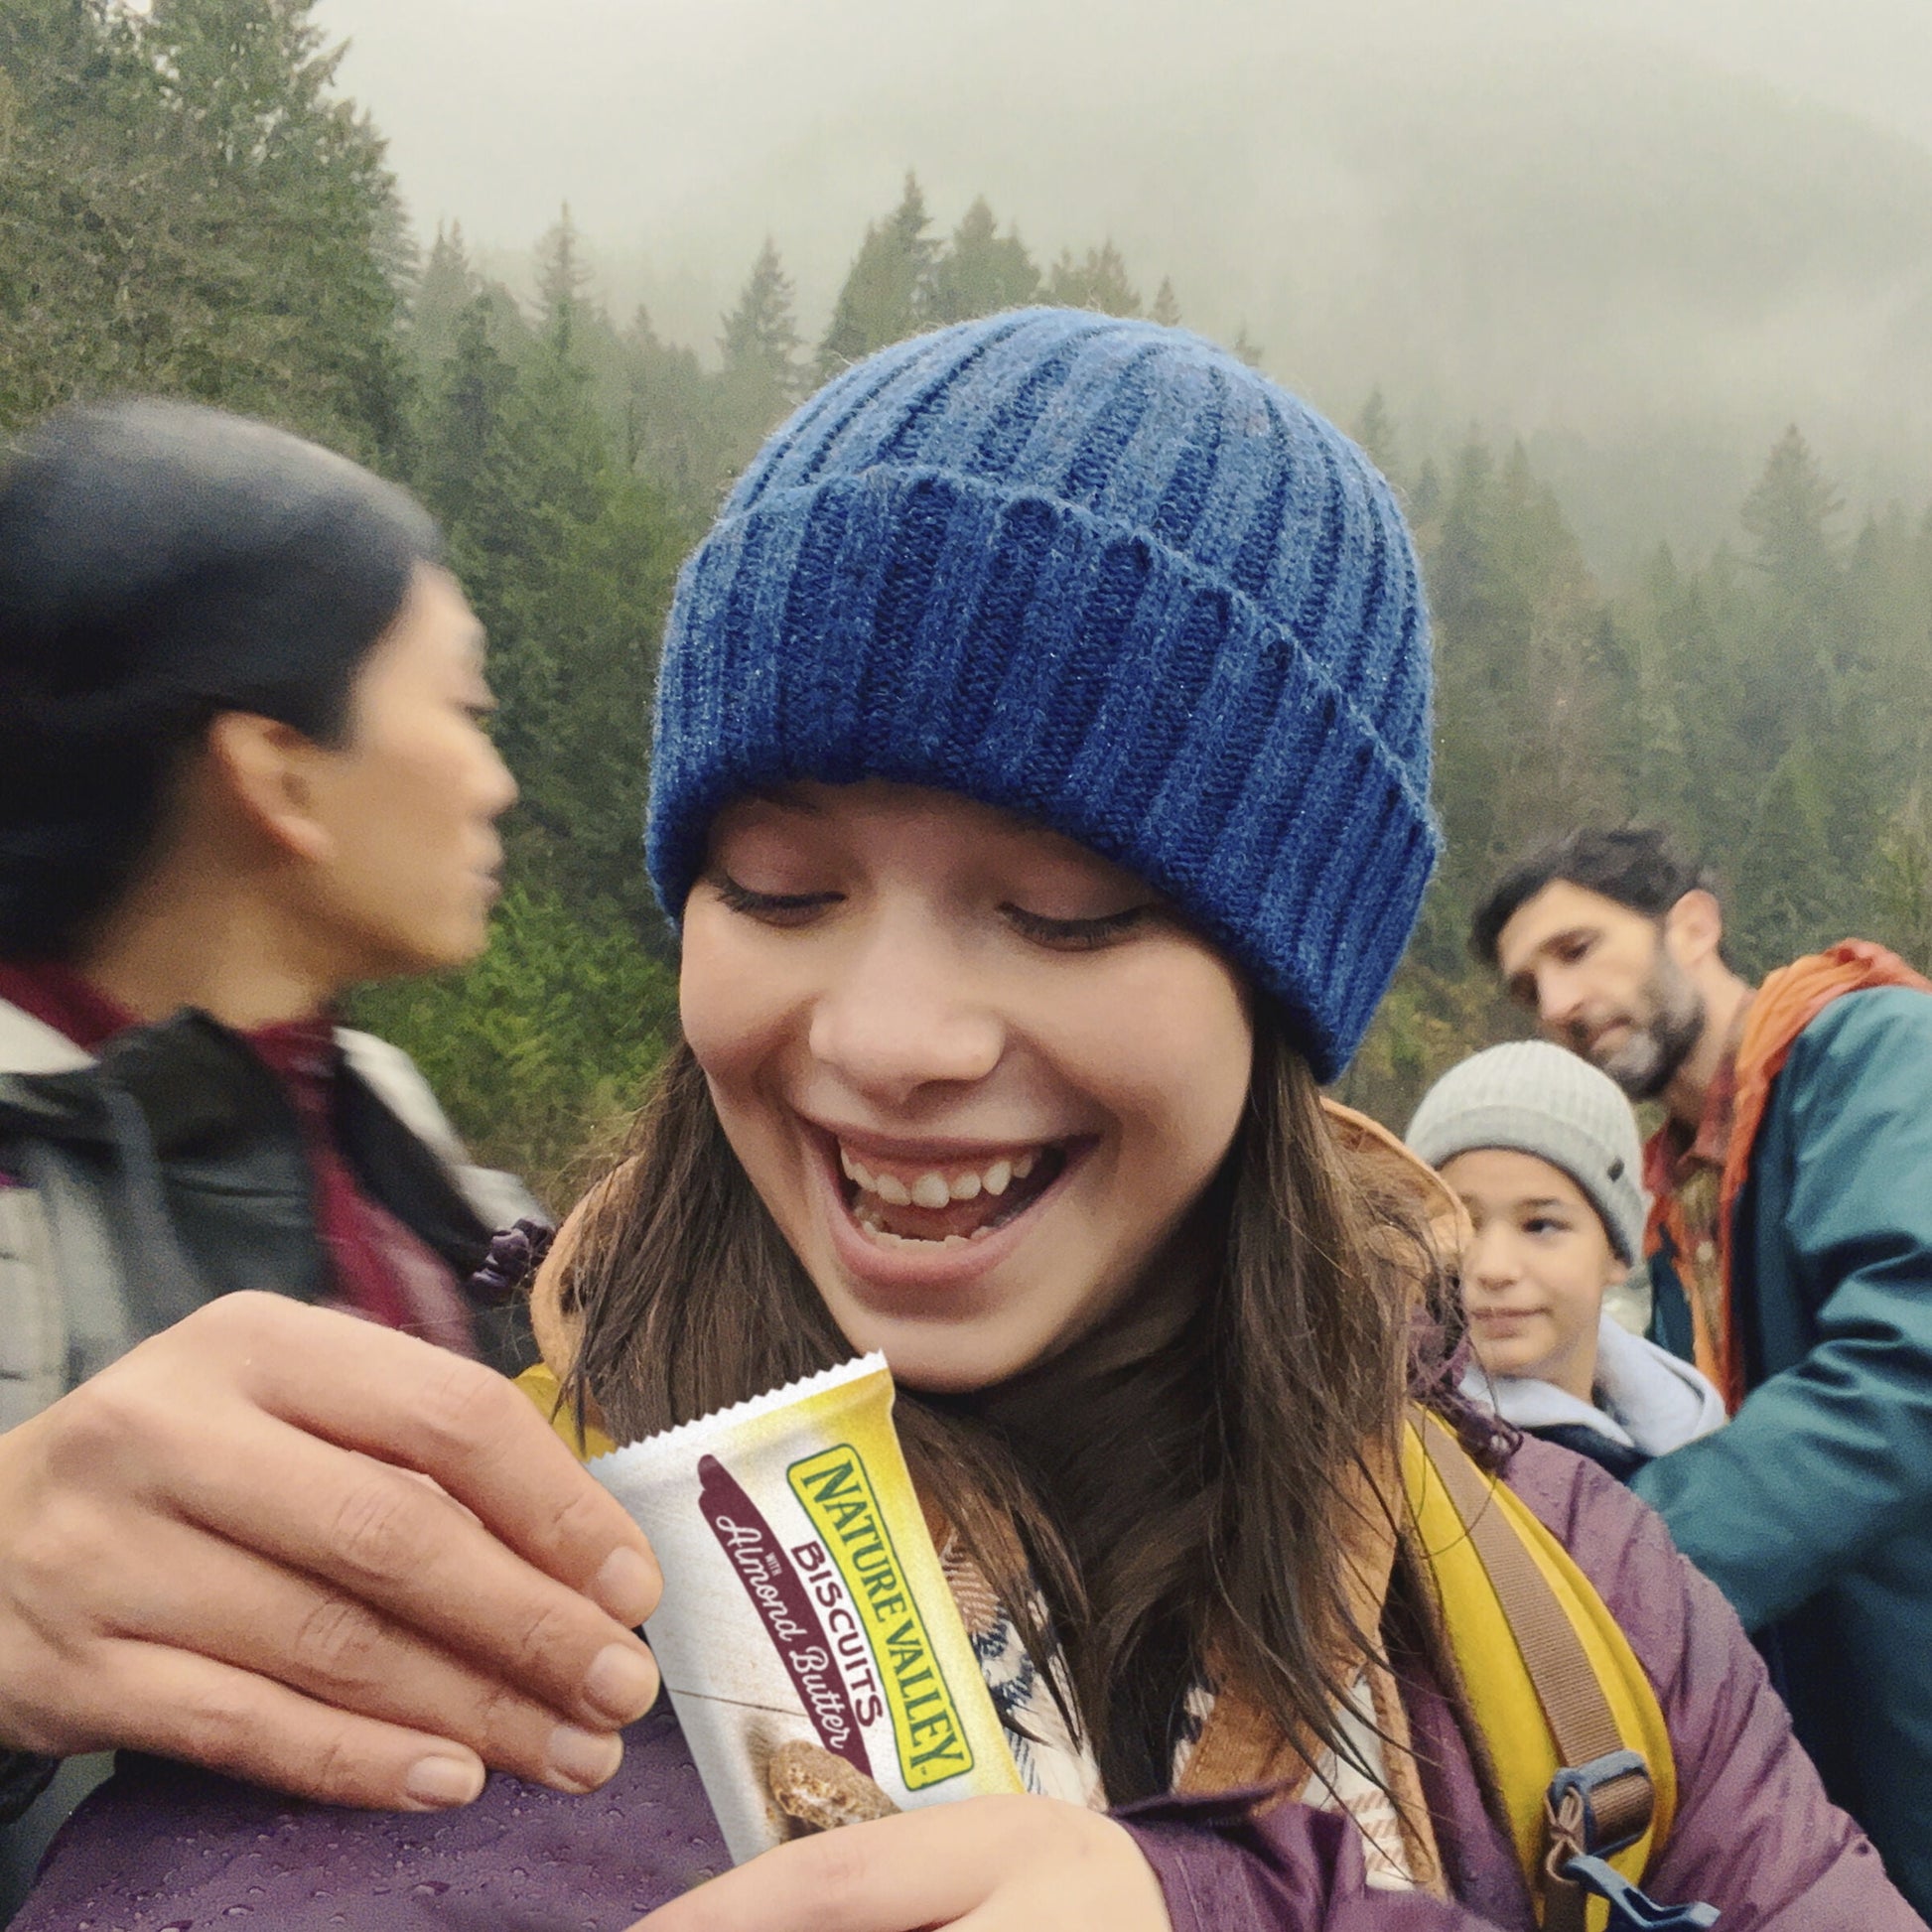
[1403,1040,1648,1262]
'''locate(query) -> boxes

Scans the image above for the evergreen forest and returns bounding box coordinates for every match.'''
[7,0,1931,1195]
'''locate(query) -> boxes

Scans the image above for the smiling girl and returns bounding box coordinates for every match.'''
[17,314,1911,1931]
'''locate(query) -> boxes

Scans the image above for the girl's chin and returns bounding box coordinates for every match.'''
[817,1296,1058,1396]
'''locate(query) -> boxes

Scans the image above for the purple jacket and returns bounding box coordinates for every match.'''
[15,1440,1918,1931]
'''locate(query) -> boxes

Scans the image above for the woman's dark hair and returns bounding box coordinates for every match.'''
[1469,825,1718,969]
[0,397,445,959]
[562,1003,1472,1806]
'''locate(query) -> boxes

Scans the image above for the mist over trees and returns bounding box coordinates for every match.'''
[6,0,1931,1187]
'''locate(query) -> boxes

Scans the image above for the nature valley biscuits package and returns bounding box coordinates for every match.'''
[590,1353,1023,1861]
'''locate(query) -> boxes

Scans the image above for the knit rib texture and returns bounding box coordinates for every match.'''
[648,308,1439,1080]
[1404,1039,1650,1262]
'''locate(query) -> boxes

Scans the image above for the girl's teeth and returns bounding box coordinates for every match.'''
[838,1143,1050,1205]
[859,1224,973,1251]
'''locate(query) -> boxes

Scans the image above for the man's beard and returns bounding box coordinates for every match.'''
[1589,953,1706,1101]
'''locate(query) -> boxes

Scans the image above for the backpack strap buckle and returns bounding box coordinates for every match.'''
[1547,1748,1653,1860]
[1544,1754,1720,1932]
[1559,1853,1721,1930]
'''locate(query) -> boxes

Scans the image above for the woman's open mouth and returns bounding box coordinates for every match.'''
[835,1139,1072,1250]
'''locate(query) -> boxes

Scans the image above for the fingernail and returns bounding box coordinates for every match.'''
[404,1753,484,1809]
[582,1642,658,1725]
[590,1545,658,1625]
[546,1723,623,1791]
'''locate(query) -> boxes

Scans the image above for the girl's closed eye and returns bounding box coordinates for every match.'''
[708,871,840,924]
[1002,901,1156,951]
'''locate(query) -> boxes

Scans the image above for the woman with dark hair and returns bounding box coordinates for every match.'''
[0,395,532,1374]
[0,400,666,1910]
[17,321,1909,1929]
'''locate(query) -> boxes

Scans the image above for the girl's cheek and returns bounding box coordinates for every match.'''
[678,914,774,1077]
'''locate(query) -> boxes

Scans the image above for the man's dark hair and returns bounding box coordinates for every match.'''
[0,398,445,960]
[1469,826,1716,968]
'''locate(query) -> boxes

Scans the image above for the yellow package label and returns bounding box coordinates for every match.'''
[590,1352,1022,1862]
[788,1445,974,1790]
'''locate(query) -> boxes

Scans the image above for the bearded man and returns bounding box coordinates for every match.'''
[1471,824,1932,1912]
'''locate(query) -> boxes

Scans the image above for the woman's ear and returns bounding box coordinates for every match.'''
[204,711,336,863]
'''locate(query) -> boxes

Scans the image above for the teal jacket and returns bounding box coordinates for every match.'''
[1633,986,1932,1915]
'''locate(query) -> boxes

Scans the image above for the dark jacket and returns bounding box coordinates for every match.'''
[0,1001,537,1420]
[16,1439,1913,1931]
[0,1000,540,1912]
[1634,987,1932,1915]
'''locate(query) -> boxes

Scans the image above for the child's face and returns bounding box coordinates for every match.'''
[1436,1147,1627,1403]
[680,781,1253,1392]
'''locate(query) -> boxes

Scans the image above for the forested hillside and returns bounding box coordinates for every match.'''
[6,0,1930,1193]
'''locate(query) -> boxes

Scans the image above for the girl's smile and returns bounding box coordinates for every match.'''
[678,780,1254,1392]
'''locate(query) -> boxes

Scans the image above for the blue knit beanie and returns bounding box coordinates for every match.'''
[648,308,1438,1080]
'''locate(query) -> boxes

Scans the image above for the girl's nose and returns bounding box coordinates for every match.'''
[806,926,1004,1106]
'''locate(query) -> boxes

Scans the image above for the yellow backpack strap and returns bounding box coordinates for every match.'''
[515,1360,617,1462]
[1403,1414,1714,1931]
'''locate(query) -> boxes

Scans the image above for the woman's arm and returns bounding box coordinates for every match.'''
[0,1294,659,1808]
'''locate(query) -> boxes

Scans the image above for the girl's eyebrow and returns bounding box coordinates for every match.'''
[743,785,822,814]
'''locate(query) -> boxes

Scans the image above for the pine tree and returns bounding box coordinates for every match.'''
[720,240,803,400]
[1740,425,1843,607]
[1231,324,1263,368]
[818,172,937,374]
[622,305,734,507]
[1149,277,1181,328]
[533,204,596,353]
[1045,241,1142,317]
[0,0,411,455]
[926,198,1038,324]
[409,221,477,373]
[715,239,806,477]
[1353,388,1399,480]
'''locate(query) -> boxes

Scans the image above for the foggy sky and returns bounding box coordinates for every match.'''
[311,0,1932,558]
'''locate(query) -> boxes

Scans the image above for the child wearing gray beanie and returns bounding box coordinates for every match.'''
[1407,1040,1724,1479]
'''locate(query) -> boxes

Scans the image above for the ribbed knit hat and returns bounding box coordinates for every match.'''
[648,308,1439,1079]
[1404,1041,1649,1262]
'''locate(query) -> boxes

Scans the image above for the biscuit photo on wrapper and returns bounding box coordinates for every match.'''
[766,1738,901,1835]
[590,1354,1024,1863]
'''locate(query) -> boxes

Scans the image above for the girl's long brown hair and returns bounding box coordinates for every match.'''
[564,1003,1462,1801]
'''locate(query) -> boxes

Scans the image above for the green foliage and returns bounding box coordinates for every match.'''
[0,0,409,456]
[926,198,1039,325]
[1349,401,1932,1116]
[410,275,697,936]
[1045,240,1143,317]
[817,171,939,376]
[348,886,677,1207]
[11,53,1932,1173]
[716,238,805,474]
